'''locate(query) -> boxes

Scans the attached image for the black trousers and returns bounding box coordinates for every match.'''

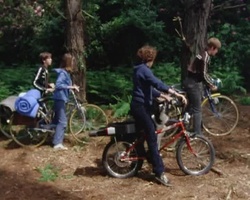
[183,77,203,134]
[130,101,165,176]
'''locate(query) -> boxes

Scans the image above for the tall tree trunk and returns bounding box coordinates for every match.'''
[65,0,86,101]
[180,0,212,83]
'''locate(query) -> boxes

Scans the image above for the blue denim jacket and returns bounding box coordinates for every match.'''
[53,69,72,102]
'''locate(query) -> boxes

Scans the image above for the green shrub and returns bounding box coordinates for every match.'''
[36,164,59,182]
[239,96,250,105]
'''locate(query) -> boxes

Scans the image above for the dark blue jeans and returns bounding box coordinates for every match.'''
[130,101,165,176]
[183,77,202,135]
[52,100,67,145]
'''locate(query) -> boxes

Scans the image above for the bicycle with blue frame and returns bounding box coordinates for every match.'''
[169,78,239,136]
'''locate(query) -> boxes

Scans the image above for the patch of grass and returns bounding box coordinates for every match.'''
[36,164,59,182]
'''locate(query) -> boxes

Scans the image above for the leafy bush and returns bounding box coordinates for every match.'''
[0,64,37,100]
[152,62,181,86]
[239,96,250,105]
[86,66,133,104]
[212,67,246,95]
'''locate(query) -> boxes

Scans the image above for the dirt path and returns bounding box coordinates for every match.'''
[0,105,249,200]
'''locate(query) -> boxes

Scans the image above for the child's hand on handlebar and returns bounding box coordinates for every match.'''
[175,93,187,105]
[72,84,80,92]
[158,93,173,102]
[210,85,217,91]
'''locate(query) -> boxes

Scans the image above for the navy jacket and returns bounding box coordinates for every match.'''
[131,63,170,106]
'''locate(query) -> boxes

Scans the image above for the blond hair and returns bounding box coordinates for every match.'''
[207,37,221,49]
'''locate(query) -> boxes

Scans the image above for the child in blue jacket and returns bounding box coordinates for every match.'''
[52,53,79,150]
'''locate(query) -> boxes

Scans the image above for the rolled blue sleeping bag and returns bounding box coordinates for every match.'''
[15,89,41,118]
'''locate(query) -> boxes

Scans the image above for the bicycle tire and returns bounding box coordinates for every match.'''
[68,106,87,142]
[9,115,49,147]
[176,135,215,175]
[0,117,12,138]
[201,95,239,136]
[84,104,108,131]
[102,140,143,178]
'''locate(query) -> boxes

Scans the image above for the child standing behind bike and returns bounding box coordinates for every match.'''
[52,53,79,150]
[130,45,186,187]
[183,37,221,135]
[33,52,55,96]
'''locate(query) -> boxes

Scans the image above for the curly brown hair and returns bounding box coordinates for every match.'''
[137,45,157,63]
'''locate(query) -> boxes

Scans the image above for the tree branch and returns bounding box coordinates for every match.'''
[213,3,246,12]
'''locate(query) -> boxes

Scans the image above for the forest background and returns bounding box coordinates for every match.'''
[0,0,250,118]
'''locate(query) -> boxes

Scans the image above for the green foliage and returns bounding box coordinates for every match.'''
[152,62,181,86]
[0,81,11,101]
[86,67,133,104]
[0,0,64,63]
[85,0,172,68]
[0,64,38,100]
[36,164,59,182]
[239,96,250,105]
[212,67,246,95]
[109,95,131,118]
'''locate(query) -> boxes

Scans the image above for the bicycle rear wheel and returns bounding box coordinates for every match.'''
[102,140,143,178]
[0,117,11,138]
[201,95,239,136]
[176,135,215,175]
[84,104,108,131]
[9,114,48,147]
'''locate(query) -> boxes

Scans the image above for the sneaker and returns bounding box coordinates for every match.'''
[53,144,68,150]
[155,173,172,187]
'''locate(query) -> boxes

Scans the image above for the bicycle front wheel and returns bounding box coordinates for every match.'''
[102,140,143,178]
[9,115,48,147]
[176,135,215,175]
[201,95,239,136]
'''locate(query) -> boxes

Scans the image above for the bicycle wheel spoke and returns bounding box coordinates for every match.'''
[177,136,214,175]
[9,114,48,147]
[202,95,239,136]
[102,141,143,178]
[69,108,86,134]
[84,104,108,131]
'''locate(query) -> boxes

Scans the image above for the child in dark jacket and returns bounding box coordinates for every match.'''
[130,45,186,186]
[183,37,221,135]
[33,52,55,96]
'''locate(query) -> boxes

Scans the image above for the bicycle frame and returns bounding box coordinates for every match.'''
[70,90,83,109]
[203,87,221,117]
[119,119,195,162]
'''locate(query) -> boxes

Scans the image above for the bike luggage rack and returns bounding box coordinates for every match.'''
[89,120,136,137]
[12,112,37,126]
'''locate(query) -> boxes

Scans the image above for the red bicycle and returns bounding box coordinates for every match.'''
[90,100,215,178]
